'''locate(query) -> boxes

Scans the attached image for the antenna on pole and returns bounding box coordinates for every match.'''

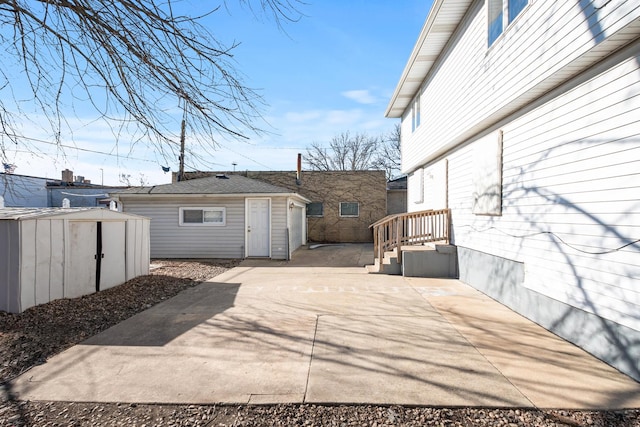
[178,99,186,182]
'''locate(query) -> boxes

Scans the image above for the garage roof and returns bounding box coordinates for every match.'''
[113,174,309,199]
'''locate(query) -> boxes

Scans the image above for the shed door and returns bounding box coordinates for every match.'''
[66,221,97,298]
[99,221,126,290]
[65,220,126,298]
[246,199,270,257]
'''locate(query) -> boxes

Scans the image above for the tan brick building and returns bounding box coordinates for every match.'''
[179,170,387,243]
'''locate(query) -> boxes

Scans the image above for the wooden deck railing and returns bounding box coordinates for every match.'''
[370,208,451,264]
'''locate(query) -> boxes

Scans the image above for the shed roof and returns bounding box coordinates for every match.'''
[112,174,309,199]
[385,0,472,118]
[0,207,147,221]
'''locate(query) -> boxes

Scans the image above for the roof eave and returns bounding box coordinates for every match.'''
[385,0,473,118]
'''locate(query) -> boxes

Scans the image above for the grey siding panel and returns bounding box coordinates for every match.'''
[457,247,640,382]
[123,198,245,258]
[0,221,20,312]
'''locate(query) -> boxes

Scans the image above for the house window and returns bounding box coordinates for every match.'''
[339,202,359,217]
[488,0,503,45]
[411,93,421,132]
[179,207,226,226]
[488,0,528,46]
[472,130,502,216]
[509,0,528,23]
[306,202,324,217]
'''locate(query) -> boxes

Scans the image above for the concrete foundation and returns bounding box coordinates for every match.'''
[457,246,640,382]
[402,244,458,278]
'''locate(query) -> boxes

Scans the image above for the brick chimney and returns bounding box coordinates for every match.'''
[61,169,73,183]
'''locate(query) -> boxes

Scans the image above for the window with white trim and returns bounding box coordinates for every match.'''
[488,0,528,46]
[339,202,359,217]
[411,93,421,132]
[179,207,226,226]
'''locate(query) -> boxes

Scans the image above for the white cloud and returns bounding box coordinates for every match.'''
[341,89,377,105]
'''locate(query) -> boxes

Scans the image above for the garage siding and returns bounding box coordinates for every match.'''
[122,198,246,259]
[270,197,288,260]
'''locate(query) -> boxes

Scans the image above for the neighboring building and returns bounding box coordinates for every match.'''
[387,1,640,380]
[386,176,407,215]
[0,173,50,207]
[179,170,388,243]
[0,169,125,208]
[0,207,149,313]
[111,174,310,260]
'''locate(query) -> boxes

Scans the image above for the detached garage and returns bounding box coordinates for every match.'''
[0,207,150,313]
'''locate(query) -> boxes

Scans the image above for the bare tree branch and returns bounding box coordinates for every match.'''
[306,128,401,179]
[0,0,304,165]
[372,123,402,179]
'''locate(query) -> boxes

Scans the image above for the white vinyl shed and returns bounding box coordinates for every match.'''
[0,208,150,313]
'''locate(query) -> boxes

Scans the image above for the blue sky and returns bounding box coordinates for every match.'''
[5,1,432,185]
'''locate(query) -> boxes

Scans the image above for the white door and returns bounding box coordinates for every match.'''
[100,221,126,290]
[66,221,97,299]
[246,198,270,257]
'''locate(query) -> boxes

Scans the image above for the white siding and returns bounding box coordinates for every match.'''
[403,0,640,172]
[126,219,150,279]
[441,46,640,331]
[123,198,246,259]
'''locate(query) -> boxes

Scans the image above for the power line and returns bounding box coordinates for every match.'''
[3,133,163,164]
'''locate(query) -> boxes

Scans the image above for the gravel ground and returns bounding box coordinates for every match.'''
[1,259,639,426]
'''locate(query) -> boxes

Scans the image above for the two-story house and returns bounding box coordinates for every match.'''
[387,0,640,381]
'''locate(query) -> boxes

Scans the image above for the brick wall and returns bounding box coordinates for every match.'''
[179,170,387,243]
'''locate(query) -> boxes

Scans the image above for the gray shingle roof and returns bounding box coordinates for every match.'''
[113,174,299,195]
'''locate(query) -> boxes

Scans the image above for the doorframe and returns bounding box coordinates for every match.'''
[245,197,272,258]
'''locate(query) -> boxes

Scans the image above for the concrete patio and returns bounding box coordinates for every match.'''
[11,244,640,408]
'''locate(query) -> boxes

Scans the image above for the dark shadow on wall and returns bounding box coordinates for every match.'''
[579,0,607,44]
[467,133,640,382]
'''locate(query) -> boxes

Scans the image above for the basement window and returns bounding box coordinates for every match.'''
[339,202,359,217]
[179,207,226,226]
